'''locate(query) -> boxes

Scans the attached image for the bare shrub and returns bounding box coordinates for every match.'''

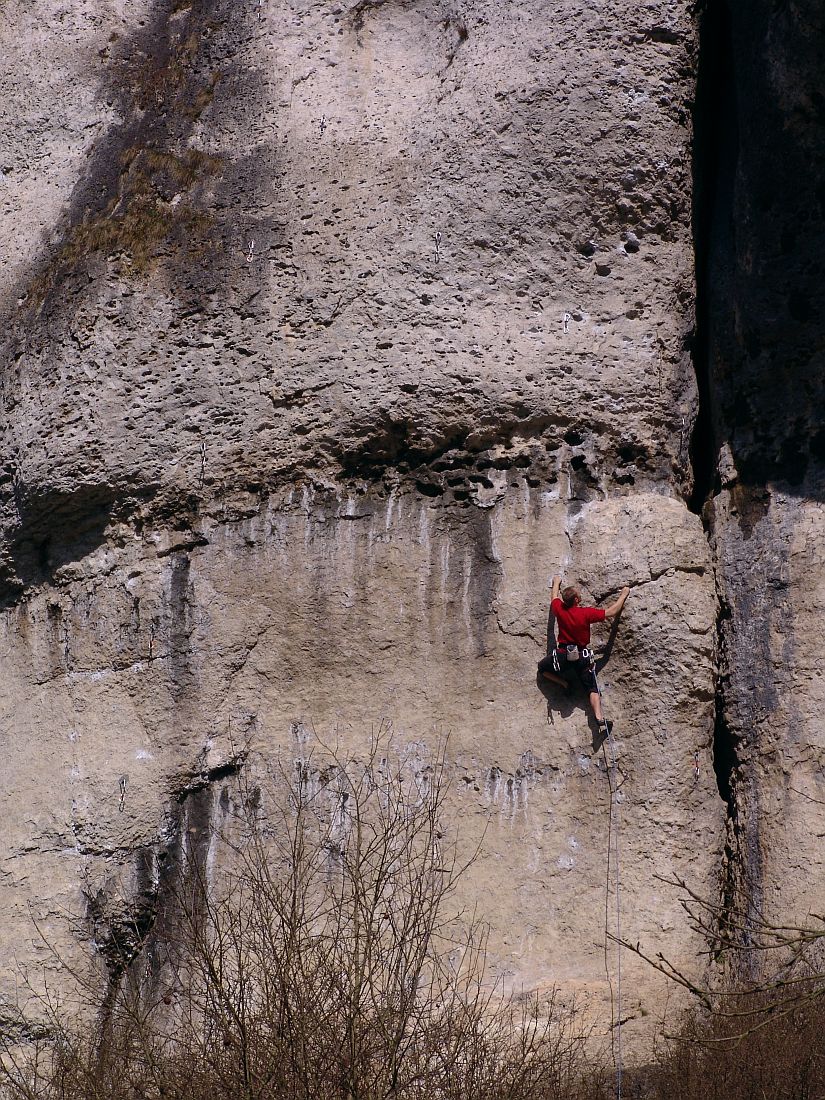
[615,873,825,1099]
[620,984,825,1100]
[0,742,594,1100]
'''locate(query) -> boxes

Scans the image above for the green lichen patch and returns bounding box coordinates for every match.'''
[29,147,222,303]
[20,0,232,313]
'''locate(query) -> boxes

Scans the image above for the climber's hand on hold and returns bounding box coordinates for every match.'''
[605,586,630,619]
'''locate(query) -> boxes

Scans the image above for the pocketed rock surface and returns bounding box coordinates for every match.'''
[0,0,822,1053]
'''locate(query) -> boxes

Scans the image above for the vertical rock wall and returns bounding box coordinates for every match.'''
[0,0,821,1053]
[693,0,825,959]
[0,486,720,1045]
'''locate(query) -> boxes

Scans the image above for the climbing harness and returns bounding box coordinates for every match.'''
[561,643,595,664]
[550,644,595,669]
[592,657,623,1100]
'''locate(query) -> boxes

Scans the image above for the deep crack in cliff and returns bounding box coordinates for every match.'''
[690,0,754,958]
[688,0,737,519]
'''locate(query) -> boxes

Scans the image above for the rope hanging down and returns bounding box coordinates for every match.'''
[594,661,623,1100]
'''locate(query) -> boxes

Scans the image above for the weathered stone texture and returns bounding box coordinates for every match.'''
[0,486,720,1046]
[694,0,825,952]
[0,0,698,596]
[1,0,821,1056]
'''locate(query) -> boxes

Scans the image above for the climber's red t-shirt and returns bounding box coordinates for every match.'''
[551,598,605,648]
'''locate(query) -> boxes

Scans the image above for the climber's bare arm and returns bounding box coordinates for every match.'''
[604,587,630,619]
[551,574,561,602]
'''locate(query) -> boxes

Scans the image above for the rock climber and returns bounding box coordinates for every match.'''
[538,575,630,740]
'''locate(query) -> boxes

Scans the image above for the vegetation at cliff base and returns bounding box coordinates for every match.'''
[1,749,824,1100]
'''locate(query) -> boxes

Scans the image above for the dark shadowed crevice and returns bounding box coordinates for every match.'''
[90,755,248,1037]
[688,0,738,516]
[711,599,735,806]
[0,484,116,609]
[690,0,739,807]
[690,2,745,934]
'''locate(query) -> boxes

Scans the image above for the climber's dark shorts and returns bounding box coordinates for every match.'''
[537,651,598,694]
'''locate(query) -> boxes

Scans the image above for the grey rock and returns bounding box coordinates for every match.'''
[0,0,821,1061]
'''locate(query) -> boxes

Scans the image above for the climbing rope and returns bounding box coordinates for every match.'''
[595,662,623,1100]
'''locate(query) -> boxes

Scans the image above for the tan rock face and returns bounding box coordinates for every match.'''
[0,0,698,584]
[0,486,720,1048]
[0,0,820,1057]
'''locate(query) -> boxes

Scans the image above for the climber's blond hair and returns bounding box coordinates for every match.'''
[561,586,580,609]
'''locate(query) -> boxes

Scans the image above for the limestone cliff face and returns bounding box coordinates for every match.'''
[0,0,820,1048]
[692,0,825,959]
